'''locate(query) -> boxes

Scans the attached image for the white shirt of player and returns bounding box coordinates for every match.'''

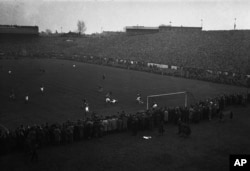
[153,103,158,108]
[106,97,117,103]
[111,99,117,103]
[85,106,89,112]
[136,96,141,101]
[25,95,29,101]
[106,97,111,103]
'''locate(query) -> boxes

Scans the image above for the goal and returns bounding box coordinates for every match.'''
[146,91,189,109]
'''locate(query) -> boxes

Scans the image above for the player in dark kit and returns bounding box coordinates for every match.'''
[98,85,103,92]
[81,98,88,109]
[9,89,16,101]
[102,74,106,80]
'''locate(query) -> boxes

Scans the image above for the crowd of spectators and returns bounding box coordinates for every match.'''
[1,91,250,158]
[1,31,250,87]
[1,49,249,87]
[60,55,249,87]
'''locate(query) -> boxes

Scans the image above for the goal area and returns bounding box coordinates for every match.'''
[146,91,194,109]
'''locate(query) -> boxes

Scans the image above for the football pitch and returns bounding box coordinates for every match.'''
[0,58,248,129]
[1,58,250,171]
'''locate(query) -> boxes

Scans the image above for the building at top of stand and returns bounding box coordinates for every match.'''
[0,25,39,37]
[159,25,202,32]
[125,26,159,35]
[125,25,202,35]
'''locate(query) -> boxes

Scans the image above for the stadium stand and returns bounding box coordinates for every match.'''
[0,28,250,87]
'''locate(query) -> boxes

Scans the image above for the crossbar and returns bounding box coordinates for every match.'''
[147,91,187,109]
[147,91,186,98]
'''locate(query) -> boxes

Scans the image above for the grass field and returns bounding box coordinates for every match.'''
[1,58,250,171]
[0,58,248,129]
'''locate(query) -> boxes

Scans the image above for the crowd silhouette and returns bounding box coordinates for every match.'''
[1,91,249,158]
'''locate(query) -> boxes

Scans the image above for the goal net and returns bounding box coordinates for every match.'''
[147,91,195,109]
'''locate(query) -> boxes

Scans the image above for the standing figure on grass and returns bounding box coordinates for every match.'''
[81,98,89,111]
[136,93,144,104]
[81,98,90,119]
[81,98,87,109]
[105,92,111,103]
[25,94,29,104]
[98,85,103,92]
[177,119,191,137]
[9,89,16,101]
[102,74,106,80]
[131,115,139,136]
[158,109,165,136]
[27,127,38,162]
[158,120,165,136]
[152,102,158,109]
[40,85,44,94]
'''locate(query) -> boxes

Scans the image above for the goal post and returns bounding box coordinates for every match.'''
[146,91,188,110]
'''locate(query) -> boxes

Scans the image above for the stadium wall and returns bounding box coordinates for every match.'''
[159,25,202,32]
[125,25,202,35]
[0,25,39,36]
[125,26,159,35]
